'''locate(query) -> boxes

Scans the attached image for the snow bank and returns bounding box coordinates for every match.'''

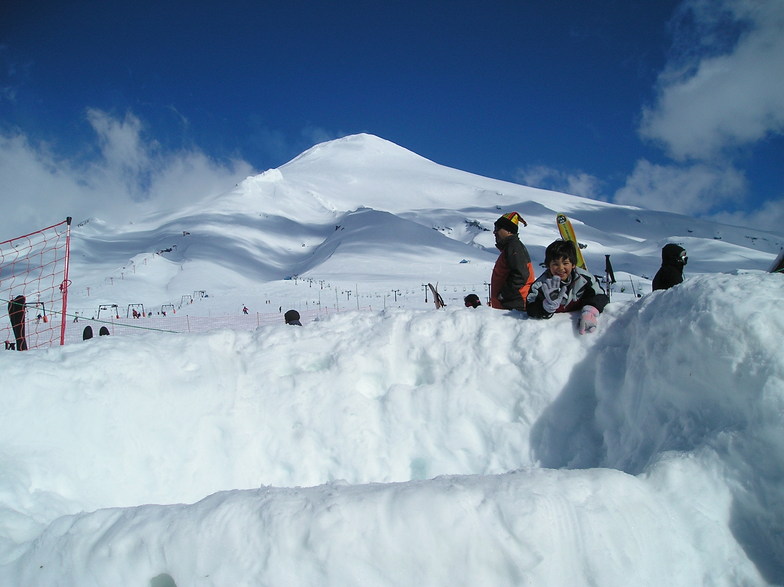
[0,273,781,585]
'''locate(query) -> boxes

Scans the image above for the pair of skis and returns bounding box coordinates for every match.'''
[427,283,446,309]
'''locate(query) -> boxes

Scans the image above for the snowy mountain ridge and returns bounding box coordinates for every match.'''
[67,133,782,315]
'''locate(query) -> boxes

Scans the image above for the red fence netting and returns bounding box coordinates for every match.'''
[1,218,72,350]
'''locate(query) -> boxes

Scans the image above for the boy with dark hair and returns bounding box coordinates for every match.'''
[526,240,609,334]
[489,212,535,311]
[464,293,482,308]
[284,309,302,326]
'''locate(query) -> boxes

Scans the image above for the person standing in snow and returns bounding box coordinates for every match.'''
[489,212,535,311]
[526,239,609,334]
[652,244,687,291]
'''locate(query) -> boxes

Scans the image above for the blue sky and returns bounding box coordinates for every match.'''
[1,0,782,236]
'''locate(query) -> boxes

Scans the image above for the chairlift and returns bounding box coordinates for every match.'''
[127,303,145,318]
[31,301,49,323]
[97,304,120,320]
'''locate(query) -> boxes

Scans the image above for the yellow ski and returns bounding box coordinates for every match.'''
[556,213,587,270]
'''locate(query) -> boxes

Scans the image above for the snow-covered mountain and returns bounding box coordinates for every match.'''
[67,134,782,317]
[2,134,783,586]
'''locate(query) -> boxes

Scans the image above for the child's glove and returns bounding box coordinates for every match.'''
[541,276,567,314]
[578,305,600,335]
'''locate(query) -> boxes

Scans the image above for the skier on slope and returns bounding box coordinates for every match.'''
[526,240,609,334]
[652,243,687,291]
[489,212,535,311]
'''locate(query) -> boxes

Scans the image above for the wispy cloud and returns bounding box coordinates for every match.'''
[614,159,747,216]
[246,119,343,165]
[0,45,28,104]
[710,197,784,235]
[300,125,341,147]
[514,165,605,200]
[0,109,253,240]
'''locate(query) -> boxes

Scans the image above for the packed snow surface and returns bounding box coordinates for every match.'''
[1,274,783,585]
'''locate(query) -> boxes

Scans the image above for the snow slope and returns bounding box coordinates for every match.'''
[1,134,783,585]
[64,134,781,319]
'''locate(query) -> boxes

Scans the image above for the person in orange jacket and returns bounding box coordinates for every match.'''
[489,212,535,311]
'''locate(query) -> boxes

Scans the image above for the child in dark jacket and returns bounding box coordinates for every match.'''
[526,240,609,334]
[652,243,687,291]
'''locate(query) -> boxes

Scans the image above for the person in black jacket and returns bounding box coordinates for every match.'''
[652,244,687,291]
[284,309,302,325]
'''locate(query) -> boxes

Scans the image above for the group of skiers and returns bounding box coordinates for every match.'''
[473,211,687,335]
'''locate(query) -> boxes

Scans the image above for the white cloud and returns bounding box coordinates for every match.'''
[614,0,783,231]
[709,195,784,234]
[614,159,747,216]
[86,109,151,176]
[640,0,784,160]
[514,165,605,200]
[0,110,254,240]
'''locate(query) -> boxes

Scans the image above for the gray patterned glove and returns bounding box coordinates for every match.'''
[541,276,566,314]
